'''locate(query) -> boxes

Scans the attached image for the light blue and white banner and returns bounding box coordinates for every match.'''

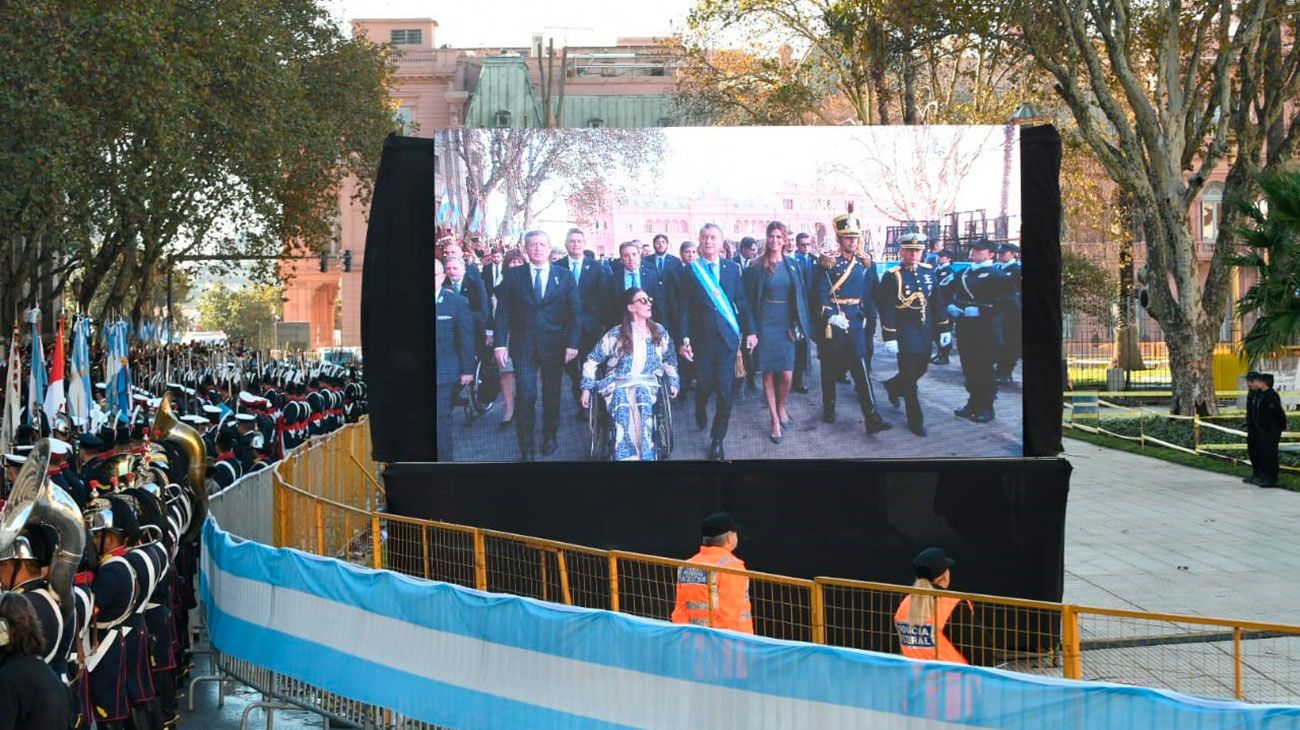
[201,519,1300,730]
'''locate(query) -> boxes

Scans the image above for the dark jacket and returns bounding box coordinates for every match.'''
[676,257,754,356]
[435,290,476,385]
[0,652,71,730]
[604,264,664,330]
[493,262,581,365]
[444,276,489,340]
[647,252,682,283]
[557,256,607,346]
[1248,388,1288,437]
[742,255,811,342]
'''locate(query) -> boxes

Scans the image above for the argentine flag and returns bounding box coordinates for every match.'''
[68,317,92,428]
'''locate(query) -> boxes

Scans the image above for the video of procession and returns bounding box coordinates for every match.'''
[433,126,1024,462]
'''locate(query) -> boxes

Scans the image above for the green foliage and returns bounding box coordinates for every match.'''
[0,0,397,334]
[1231,167,1300,363]
[196,285,285,349]
[1061,248,1117,324]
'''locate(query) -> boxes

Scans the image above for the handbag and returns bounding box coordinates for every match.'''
[734,349,747,379]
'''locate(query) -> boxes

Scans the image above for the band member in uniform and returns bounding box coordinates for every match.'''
[677,223,755,461]
[941,239,1015,423]
[814,210,891,434]
[493,230,581,462]
[877,233,950,437]
[995,242,1022,384]
[930,249,956,366]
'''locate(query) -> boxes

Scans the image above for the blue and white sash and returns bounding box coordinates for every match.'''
[689,260,741,340]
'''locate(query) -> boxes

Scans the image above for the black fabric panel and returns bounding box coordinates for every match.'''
[361,134,437,462]
[1019,125,1064,457]
[384,458,1069,601]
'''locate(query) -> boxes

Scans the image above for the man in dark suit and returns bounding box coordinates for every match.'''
[792,232,817,392]
[560,227,606,417]
[1246,371,1288,488]
[604,240,664,329]
[493,230,581,461]
[677,223,756,460]
[648,233,682,282]
[733,237,759,270]
[442,256,490,344]
[436,259,475,461]
[481,249,505,303]
[443,241,481,279]
[665,241,699,393]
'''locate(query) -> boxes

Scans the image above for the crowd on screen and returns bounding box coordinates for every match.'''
[434,212,1022,463]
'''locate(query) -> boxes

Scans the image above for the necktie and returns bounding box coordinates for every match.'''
[572,260,580,284]
[533,268,543,300]
[454,282,461,296]
[709,262,719,284]
[657,256,664,273]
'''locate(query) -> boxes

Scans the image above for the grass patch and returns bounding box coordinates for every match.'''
[1064,428,1300,492]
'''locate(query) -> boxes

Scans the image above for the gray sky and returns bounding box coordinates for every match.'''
[328,0,698,47]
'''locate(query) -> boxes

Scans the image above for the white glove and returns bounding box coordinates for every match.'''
[963,306,981,318]
[828,313,851,331]
[946,304,963,319]
[885,340,899,355]
[939,332,952,348]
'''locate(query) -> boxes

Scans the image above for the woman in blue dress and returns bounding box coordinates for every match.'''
[580,288,680,460]
[743,220,811,444]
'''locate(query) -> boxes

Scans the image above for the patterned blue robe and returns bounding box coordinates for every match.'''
[581,324,680,460]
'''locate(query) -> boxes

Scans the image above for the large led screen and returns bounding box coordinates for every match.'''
[433,126,1024,462]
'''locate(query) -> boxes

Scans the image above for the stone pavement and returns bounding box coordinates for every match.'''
[450,343,1023,461]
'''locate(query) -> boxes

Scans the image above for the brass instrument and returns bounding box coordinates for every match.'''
[151,392,210,542]
[0,440,87,629]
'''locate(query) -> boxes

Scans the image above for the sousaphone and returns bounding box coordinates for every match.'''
[151,392,210,542]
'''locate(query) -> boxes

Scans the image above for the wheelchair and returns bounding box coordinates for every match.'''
[454,358,501,421]
[587,372,674,461]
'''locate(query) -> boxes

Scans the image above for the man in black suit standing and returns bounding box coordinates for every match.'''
[677,223,756,460]
[791,232,817,393]
[560,227,605,418]
[1246,371,1288,488]
[647,233,682,282]
[435,259,475,461]
[442,256,490,345]
[493,230,581,461]
[604,240,664,329]
[481,248,505,303]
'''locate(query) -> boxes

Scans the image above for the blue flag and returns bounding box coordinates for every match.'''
[27,311,45,426]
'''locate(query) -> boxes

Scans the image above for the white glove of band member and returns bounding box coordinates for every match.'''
[939,332,953,348]
[946,304,963,320]
[828,313,850,331]
[885,340,899,355]
[963,306,981,318]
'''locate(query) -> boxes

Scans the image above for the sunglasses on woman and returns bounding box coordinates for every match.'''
[632,296,653,305]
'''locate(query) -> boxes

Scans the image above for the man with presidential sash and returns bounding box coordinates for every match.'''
[814,210,892,436]
[676,223,756,461]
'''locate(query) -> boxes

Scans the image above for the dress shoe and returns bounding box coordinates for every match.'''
[907,422,927,437]
[954,404,973,419]
[865,416,892,434]
[997,375,1014,386]
[540,436,558,456]
[793,382,809,394]
[930,354,949,365]
[708,439,725,461]
[884,380,901,408]
[696,409,708,431]
[1257,481,1281,489]
[770,433,782,444]
[969,410,995,423]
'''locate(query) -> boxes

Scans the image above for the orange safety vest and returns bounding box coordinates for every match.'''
[894,594,971,664]
[670,545,753,634]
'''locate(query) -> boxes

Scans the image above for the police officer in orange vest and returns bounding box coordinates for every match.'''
[894,547,993,665]
[671,513,754,634]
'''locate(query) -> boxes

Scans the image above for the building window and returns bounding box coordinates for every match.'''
[493,110,512,128]
[783,199,794,210]
[588,117,605,128]
[1200,183,1223,242]
[391,29,422,45]
[734,220,741,233]
[644,220,653,233]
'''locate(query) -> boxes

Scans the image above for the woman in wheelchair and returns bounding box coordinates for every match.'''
[580,287,680,461]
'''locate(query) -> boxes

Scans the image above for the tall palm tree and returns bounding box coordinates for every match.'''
[1231,169,1300,364]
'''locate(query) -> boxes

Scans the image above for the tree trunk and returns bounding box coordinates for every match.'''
[1165,329,1216,417]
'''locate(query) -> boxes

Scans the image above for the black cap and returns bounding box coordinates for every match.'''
[700,512,740,539]
[970,238,996,252]
[21,525,56,565]
[1246,371,1263,382]
[912,547,955,580]
[1262,373,1275,388]
[78,434,107,451]
[997,242,1020,254]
